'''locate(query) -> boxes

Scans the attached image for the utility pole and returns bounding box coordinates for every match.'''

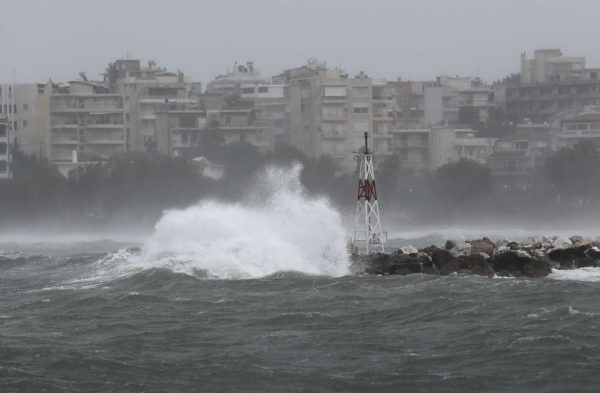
[354,132,386,254]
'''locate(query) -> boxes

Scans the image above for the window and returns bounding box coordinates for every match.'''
[258,86,268,93]
[23,103,28,111]
[0,143,6,154]
[353,106,368,114]
[0,160,7,173]
[516,141,529,150]
[242,87,255,94]
[0,124,6,137]
[22,120,28,128]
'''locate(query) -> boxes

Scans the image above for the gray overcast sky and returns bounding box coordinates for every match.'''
[1,0,599,86]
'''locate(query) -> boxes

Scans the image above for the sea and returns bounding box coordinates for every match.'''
[2,166,600,392]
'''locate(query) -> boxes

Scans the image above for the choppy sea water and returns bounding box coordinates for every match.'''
[3,168,600,392]
[2,239,600,393]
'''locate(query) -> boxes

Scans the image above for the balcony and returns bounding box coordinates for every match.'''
[87,123,125,130]
[85,138,126,145]
[321,113,346,121]
[51,138,78,145]
[321,96,347,105]
[52,123,79,129]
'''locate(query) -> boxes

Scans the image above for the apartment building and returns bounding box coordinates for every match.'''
[239,82,288,146]
[503,49,600,122]
[205,62,289,147]
[521,49,586,84]
[0,83,51,157]
[49,81,126,175]
[429,127,495,171]
[107,59,201,152]
[553,106,600,149]
[155,108,207,158]
[388,128,430,175]
[280,60,393,172]
[487,127,552,189]
[0,115,10,179]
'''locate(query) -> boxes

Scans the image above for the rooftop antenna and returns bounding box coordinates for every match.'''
[354,132,386,254]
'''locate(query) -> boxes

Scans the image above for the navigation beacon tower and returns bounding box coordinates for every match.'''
[353,132,386,254]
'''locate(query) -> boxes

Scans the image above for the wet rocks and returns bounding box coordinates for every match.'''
[470,237,495,256]
[445,240,458,250]
[353,235,599,279]
[457,254,494,277]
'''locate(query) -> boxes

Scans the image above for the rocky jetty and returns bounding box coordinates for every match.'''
[352,236,600,278]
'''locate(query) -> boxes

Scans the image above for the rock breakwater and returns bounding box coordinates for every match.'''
[352,235,600,278]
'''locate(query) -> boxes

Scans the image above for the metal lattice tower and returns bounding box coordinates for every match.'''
[354,132,386,254]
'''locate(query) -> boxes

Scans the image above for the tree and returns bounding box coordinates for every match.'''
[544,142,600,202]
[431,159,492,212]
[458,106,482,130]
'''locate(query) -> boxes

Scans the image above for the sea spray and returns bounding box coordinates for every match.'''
[140,165,350,279]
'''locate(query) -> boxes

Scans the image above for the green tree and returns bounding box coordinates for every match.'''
[544,142,600,202]
[431,159,492,212]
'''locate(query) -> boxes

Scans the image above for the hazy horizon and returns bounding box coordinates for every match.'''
[2,0,600,85]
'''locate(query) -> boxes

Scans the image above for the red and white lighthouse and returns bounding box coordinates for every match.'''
[354,132,386,254]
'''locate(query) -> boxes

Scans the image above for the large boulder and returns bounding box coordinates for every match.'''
[445,240,458,250]
[361,252,392,275]
[388,252,422,275]
[522,258,553,278]
[586,246,600,260]
[569,235,586,245]
[547,244,590,268]
[431,248,459,275]
[400,245,419,255]
[552,237,573,249]
[418,252,439,275]
[492,249,551,277]
[419,245,442,257]
[457,254,494,277]
[470,237,496,256]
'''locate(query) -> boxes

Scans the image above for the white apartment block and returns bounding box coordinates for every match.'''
[553,106,600,149]
[521,49,586,84]
[388,128,430,174]
[282,60,393,172]
[49,81,126,175]
[240,83,288,146]
[429,127,495,171]
[0,83,50,157]
[108,59,201,153]
[0,115,10,179]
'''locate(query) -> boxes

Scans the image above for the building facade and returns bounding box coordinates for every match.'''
[49,81,127,174]
[280,60,393,172]
[429,127,495,171]
[503,49,600,123]
[107,59,201,153]
[0,115,10,179]
[553,107,600,149]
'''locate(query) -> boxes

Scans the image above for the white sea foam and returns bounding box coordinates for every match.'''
[548,267,600,282]
[133,165,350,279]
